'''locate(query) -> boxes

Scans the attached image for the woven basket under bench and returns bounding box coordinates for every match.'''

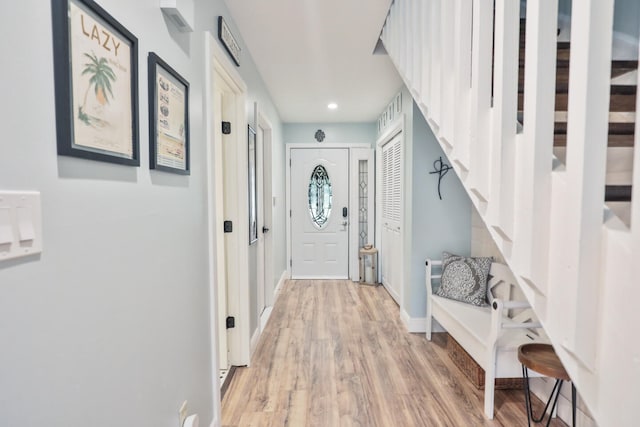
[446,334,524,390]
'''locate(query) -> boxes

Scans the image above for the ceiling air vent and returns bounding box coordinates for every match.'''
[160,0,194,33]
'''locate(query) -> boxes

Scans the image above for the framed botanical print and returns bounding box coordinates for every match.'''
[51,0,139,165]
[148,53,190,174]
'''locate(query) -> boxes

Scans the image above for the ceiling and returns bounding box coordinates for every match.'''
[224,0,403,123]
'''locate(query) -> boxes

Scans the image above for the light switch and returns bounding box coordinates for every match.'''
[0,207,12,245]
[0,191,42,261]
[17,206,35,242]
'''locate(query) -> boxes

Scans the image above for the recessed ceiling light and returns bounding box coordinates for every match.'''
[327,103,338,110]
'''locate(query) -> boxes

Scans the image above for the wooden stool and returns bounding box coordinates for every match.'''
[518,343,576,427]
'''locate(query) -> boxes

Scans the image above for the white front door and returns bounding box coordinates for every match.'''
[290,148,349,279]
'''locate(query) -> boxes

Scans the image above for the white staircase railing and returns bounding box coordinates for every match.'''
[381,0,640,425]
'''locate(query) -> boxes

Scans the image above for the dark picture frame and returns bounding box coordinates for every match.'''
[218,16,240,66]
[248,125,258,244]
[51,0,139,165]
[148,53,190,175]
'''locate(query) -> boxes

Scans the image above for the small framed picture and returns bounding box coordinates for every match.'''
[52,0,139,165]
[148,53,190,174]
[248,125,258,244]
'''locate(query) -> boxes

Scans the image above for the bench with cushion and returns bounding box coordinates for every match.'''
[425,257,546,419]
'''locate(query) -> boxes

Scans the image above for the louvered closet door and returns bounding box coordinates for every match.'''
[380,133,403,303]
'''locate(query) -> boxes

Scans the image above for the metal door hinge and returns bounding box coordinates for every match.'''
[224,221,233,233]
[222,121,231,134]
[226,316,235,329]
[290,259,292,267]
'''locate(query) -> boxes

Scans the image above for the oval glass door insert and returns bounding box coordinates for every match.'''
[308,165,332,228]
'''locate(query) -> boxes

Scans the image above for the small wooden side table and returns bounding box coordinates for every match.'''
[518,343,576,427]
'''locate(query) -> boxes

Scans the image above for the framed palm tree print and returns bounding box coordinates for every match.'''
[52,0,139,165]
[148,53,190,175]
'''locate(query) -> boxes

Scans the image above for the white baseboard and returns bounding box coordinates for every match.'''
[250,308,272,359]
[250,325,260,357]
[275,270,287,296]
[382,282,400,306]
[260,306,273,332]
[259,270,287,331]
[530,378,595,427]
[400,308,427,333]
[401,308,447,334]
[250,270,287,358]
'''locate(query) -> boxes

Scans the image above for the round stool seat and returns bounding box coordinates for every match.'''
[518,343,575,427]
[518,343,570,381]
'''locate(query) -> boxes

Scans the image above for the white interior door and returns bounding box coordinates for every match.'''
[256,124,265,320]
[258,113,274,313]
[211,55,250,370]
[290,148,349,279]
[380,133,403,303]
[213,82,229,371]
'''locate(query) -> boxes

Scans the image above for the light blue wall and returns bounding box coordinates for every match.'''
[0,1,283,426]
[559,0,640,39]
[378,86,471,319]
[407,103,471,317]
[614,0,640,40]
[283,122,377,146]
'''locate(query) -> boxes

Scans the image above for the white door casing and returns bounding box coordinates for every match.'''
[204,32,251,399]
[290,148,349,279]
[254,104,275,334]
[219,75,249,368]
[214,82,228,371]
[257,111,274,329]
[256,121,265,324]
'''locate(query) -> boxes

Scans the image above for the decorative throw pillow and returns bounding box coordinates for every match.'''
[435,252,492,306]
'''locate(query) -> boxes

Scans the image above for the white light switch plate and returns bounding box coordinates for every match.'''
[179,400,188,426]
[0,191,42,261]
[0,208,12,244]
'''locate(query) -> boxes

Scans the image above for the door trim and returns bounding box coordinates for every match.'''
[286,143,372,280]
[251,105,274,357]
[257,111,274,307]
[204,32,250,417]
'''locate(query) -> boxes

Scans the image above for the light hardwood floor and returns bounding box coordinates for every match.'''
[222,280,567,427]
